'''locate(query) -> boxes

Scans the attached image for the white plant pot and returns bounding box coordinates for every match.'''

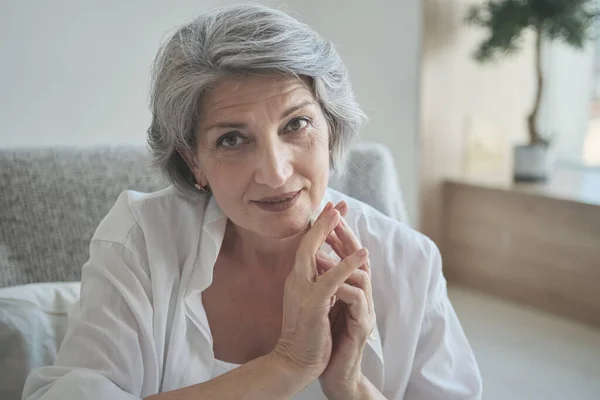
[513,144,552,182]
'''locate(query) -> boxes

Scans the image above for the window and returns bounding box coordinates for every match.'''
[584,1,600,166]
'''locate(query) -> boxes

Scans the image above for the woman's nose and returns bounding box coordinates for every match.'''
[254,142,293,188]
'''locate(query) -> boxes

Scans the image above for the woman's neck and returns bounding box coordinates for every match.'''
[222,219,310,276]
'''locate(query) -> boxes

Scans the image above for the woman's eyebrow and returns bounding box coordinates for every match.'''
[204,100,315,132]
[204,122,247,132]
[281,100,315,119]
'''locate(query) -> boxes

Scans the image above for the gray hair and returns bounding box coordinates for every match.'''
[147,3,366,198]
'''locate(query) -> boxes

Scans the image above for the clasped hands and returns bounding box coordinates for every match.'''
[273,201,381,399]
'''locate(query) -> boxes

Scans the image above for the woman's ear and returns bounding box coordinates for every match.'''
[177,149,207,186]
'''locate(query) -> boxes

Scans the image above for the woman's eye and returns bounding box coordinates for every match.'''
[217,133,245,149]
[285,117,309,132]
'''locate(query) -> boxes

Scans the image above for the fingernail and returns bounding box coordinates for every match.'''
[356,248,368,258]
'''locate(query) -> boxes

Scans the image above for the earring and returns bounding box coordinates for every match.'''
[194,183,209,192]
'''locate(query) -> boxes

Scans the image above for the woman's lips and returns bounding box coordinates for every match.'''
[256,191,300,202]
[251,190,302,212]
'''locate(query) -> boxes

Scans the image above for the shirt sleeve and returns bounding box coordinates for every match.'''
[22,240,158,400]
[403,243,483,400]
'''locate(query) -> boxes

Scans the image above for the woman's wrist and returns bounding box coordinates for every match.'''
[357,374,370,399]
[356,374,386,400]
[323,374,384,400]
[321,371,362,400]
[266,350,317,395]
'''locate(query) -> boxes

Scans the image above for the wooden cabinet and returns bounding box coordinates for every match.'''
[441,173,600,328]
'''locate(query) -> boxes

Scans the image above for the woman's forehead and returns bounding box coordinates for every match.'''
[200,75,314,115]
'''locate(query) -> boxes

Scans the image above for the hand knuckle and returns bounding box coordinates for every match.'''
[359,270,369,284]
[319,275,334,288]
[359,289,368,303]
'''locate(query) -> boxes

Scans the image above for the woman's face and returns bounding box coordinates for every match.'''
[187,75,331,239]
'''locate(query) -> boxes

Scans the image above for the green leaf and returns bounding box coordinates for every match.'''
[466,0,599,62]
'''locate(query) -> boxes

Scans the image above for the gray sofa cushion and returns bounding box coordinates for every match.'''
[0,144,407,287]
[0,147,166,287]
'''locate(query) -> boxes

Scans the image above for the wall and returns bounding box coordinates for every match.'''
[0,0,225,146]
[0,0,422,224]
[420,0,536,244]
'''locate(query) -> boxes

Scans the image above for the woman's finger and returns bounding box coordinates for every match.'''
[317,248,374,314]
[325,232,345,257]
[319,201,334,219]
[315,250,337,274]
[334,283,370,332]
[341,268,374,314]
[334,217,361,255]
[310,201,346,260]
[324,201,348,257]
[326,214,371,278]
[296,205,339,277]
[328,300,344,331]
[334,217,371,274]
[315,252,340,310]
[317,248,368,298]
[334,200,348,217]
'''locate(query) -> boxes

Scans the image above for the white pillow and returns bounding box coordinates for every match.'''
[0,282,80,400]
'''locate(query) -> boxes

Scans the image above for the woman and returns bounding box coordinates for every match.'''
[23,4,481,400]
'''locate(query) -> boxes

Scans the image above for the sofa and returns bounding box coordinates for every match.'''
[0,143,408,399]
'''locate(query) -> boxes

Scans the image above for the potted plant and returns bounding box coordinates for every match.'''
[466,0,598,181]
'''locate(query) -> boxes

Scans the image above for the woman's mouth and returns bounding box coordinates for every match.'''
[252,190,302,212]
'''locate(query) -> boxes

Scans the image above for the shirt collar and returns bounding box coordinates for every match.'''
[202,195,228,241]
[186,195,227,296]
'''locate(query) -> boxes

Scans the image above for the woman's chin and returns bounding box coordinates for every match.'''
[258,218,309,239]
[249,209,310,239]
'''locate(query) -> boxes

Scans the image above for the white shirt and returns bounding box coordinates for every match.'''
[22,186,482,400]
